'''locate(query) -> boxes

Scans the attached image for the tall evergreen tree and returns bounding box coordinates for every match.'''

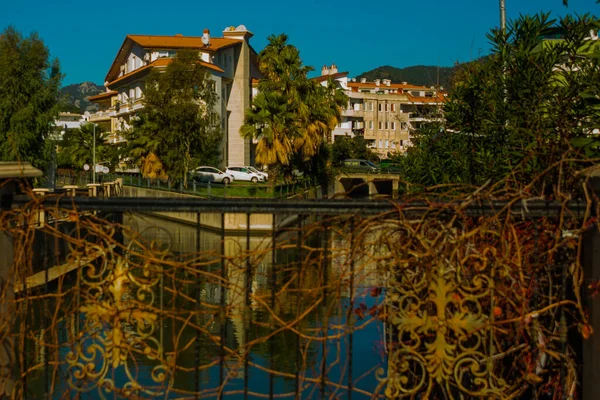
[0,26,62,167]
[129,49,221,184]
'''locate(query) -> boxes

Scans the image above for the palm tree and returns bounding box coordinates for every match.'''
[242,34,348,182]
[58,123,112,170]
[240,91,298,181]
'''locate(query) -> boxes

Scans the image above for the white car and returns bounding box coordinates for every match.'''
[244,166,268,181]
[225,167,262,183]
[189,166,234,184]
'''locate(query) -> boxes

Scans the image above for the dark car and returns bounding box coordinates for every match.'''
[343,159,380,173]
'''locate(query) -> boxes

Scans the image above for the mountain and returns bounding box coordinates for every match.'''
[355,65,456,89]
[59,82,105,113]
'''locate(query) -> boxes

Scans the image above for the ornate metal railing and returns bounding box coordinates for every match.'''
[0,194,597,398]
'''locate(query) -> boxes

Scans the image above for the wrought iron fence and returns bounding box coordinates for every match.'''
[0,193,597,399]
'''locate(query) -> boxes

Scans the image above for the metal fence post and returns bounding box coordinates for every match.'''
[583,174,600,399]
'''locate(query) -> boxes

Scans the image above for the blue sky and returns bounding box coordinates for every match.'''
[1,0,597,86]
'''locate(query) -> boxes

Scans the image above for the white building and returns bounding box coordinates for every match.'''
[89,25,261,168]
[316,65,446,157]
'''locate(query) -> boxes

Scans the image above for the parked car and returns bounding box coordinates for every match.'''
[343,159,380,173]
[379,161,402,173]
[189,166,234,184]
[244,166,268,181]
[225,167,262,183]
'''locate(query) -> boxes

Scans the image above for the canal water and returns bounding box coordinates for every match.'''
[24,213,387,399]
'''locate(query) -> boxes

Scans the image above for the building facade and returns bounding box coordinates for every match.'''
[89,25,260,168]
[316,65,446,158]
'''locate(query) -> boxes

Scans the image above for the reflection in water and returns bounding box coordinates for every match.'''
[24,213,387,399]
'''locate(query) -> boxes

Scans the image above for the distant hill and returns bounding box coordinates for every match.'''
[355,65,456,89]
[59,82,105,113]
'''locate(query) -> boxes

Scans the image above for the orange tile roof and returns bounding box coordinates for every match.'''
[128,35,242,52]
[107,62,155,88]
[312,71,349,82]
[105,34,240,83]
[348,82,429,90]
[107,58,224,88]
[87,91,117,102]
[199,60,225,73]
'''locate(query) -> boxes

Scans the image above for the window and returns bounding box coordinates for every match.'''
[391,122,396,130]
[129,88,135,100]
[385,140,389,148]
[400,140,404,146]
[378,139,383,148]
[385,103,389,112]
[369,121,373,129]
[378,103,383,112]
[384,122,389,130]
[391,141,396,149]
[378,121,383,130]
[136,87,142,99]
[391,103,396,112]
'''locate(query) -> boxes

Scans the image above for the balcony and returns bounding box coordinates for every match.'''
[342,109,364,118]
[112,99,145,117]
[363,130,377,140]
[89,111,112,122]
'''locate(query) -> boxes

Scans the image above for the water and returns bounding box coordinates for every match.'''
[23,213,387,399]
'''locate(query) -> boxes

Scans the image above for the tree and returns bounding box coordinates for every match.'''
[397,13,600,196]
[331,136,378,167]
[58,124,118,171]
[241,34,347,182]
[129,49,221,184]
[0,26,62,168]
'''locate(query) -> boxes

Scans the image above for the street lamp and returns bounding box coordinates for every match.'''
[88,122,98,184]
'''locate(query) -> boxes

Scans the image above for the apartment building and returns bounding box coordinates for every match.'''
[317,65,446,158]
[89,25,260,167]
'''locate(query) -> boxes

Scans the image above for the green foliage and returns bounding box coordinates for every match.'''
[241,34,348,182]
[331,136,379,166]
[0,26,62,168]
[399,13,600,195]
[58,124,119,171]
[128,49,221,182]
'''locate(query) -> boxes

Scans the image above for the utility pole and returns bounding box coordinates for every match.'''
[500,0,506,34]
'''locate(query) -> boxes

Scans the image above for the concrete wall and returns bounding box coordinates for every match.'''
[123,186,273,233]
[227,41,251,167]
